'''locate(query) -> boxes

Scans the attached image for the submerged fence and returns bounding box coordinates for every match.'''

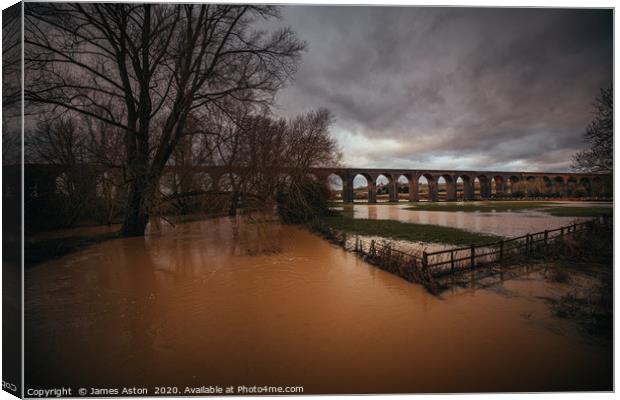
[351,216,611,288]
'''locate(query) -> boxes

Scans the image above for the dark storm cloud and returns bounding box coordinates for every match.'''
[272,6,612,171]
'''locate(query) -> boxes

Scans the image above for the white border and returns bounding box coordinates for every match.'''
[0,1,616,400]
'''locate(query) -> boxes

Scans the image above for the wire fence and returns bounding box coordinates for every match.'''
[351,215,611,288]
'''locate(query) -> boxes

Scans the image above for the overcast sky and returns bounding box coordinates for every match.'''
[272,6,612,172]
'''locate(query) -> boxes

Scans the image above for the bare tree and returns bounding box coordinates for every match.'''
[3,4,22,165]
[208,102,254,216]
[26,117,94,226]
[205,108,340,220]
[272,109,341,222]
[25,3,305,236]
[158,122,216,215]
[2,4,21,110]
[572,86,613,174]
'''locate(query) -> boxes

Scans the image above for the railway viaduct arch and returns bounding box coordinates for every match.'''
[311,168,608,203]
[12,164,609,206]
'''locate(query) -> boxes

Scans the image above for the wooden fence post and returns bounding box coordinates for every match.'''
[422,251,428,271]
[470,244,475,268]
[525,233,530,253]
[544,230,548,246]
[499,240,504,263]
[450,250,455,273]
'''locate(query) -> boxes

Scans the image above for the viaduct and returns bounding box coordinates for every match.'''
[310,167,609,202]
[8,164,610,204]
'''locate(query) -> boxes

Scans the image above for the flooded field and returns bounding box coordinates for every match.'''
[26,215,612,393]
[348,201,611,237]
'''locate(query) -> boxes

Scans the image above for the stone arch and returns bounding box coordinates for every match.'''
[306,172,319,182]
[396,173,418,201]
[353,173,374,203]
[336,171,354,203]
[542,176,553,196]
[95,170,118,199]
[579,177,592,197]
[159,170,180,196]
[216,172,244,216]
[327,173,344,202]
[217,172,242,193]
[566,176,578,196]
[396,174,412,202]
[55,172,72,197]
[591,176,604,197]
[525,175,539,197]
[507,175,521,197]
[396,174,411,200]
[491,175,506,197]
[454,175,473,201]
[474,175,490,199]
[552,176,565,197]
[473,176,481,199]
[437,174,456,201]
[375,173,397,202]
[192,171,213,192]
[417,173,437,202]
[276,172,294,188]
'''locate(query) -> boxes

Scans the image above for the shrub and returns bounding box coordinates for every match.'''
[276,179,334,223]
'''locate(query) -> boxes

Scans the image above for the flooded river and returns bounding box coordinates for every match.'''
[350,202,610,237]
[26,214,611,393]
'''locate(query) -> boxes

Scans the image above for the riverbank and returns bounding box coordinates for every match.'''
[358,200,614,217]
[28,200,612,266]
[403,201,612,218]
[314,214,503,246]
[25,212,220,267]
[25,231,120,267]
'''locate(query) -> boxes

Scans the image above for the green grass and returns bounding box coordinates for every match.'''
[402,201,612,218]
[543,207,613,218]
[403,201,553,213]
[318,214,503,246]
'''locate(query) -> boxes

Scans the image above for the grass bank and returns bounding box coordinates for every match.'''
[402,201,612,218]
[316,214,503,246]
[25,231,120,267]
[404,201,551,212]
[25,212,224,267]
[542,207,612,218]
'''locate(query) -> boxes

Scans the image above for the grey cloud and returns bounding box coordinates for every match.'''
[273,6,612,172]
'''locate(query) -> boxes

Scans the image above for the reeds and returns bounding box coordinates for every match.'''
[350,237,442,294]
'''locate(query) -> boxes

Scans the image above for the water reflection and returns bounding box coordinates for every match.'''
[350,202,607,237]
[25,216,611,392]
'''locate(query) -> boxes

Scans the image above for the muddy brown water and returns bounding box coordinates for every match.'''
[25,215,611,393]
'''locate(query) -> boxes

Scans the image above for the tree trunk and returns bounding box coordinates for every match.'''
[121,122,153,236]
[120,142,157,236]
[228,190,240,216]
[121,175,152,236]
